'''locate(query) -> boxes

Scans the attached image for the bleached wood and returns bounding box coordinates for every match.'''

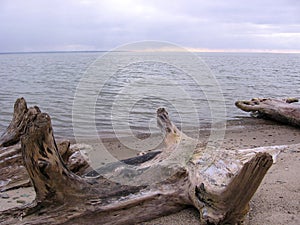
[0,98,278,225]
[235,98,300,127]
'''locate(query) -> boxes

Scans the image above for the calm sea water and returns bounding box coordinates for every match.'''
[0,52,299,139]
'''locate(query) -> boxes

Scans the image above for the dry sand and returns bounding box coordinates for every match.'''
[0,117,299,224]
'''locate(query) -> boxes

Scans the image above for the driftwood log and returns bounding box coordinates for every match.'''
[0,98,282,224]
[235,98,300,127]
[0,98,92,192]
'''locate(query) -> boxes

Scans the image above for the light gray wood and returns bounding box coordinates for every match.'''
[235,98,300,127]
[0,98,277,225]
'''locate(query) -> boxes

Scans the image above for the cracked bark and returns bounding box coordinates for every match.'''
[0,98,276,225]
[235,97,300,127]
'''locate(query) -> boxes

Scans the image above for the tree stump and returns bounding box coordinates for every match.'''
[235,98,300,127]
[0,98,31,148]
[0,99,160,192]
[0,98,279,225]
[0,99,91,191]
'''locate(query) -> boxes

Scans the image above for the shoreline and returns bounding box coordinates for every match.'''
[1,117,300,224]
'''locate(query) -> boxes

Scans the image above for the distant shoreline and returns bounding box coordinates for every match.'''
[0,50,129,55]
[1,50,300,55]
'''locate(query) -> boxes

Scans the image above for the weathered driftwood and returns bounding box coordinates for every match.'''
[0,98,29,148]
[0,141,93,192]
[0,98,279,225]
[235,98,300,127]
[0,98,92,191]
[0,99,161,190]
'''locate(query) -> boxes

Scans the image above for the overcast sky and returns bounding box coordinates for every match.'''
[0,0,299,53]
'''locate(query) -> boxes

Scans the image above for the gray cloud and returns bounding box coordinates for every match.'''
[0,0,299,52]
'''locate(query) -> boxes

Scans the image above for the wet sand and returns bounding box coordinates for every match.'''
[1,117,300,224]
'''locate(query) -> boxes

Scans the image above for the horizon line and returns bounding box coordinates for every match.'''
[186,48,300,54]
[1,48,300,54]
[0,50,127,55]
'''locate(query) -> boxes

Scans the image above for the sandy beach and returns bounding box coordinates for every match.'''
[0,117,299,224]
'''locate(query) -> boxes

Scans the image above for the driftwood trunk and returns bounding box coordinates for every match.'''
[0,98,91,191]
[0,98,278,224]
[235,98,300,127]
